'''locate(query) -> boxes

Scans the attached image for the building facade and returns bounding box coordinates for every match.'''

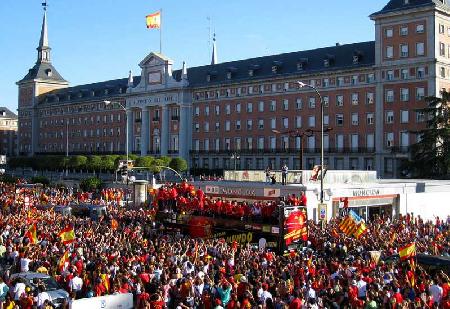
[0,107,18,156]
[17,0,450,177]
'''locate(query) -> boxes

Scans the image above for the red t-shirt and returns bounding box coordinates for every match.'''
[289,298,302,309]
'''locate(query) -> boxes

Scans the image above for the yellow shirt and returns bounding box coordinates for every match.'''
[4,301,15,309]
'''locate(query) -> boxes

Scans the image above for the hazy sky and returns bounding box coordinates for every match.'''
[0,1,387,113]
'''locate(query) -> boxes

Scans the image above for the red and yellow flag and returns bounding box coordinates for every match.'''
[25,224,38,244]
[59,225,75,245]
[399,243,416,261]
[58,250,69,272]
[146,11,161,29]
[111,219,118,230]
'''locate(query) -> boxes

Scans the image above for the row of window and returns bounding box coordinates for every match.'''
[384,67,426,81]
[193,109,424,133]
[193,93,375,117]
[40,114,123,127]
[40,127,122,139]
[385,42,425,59]
[194,157,374,171]
[40,141,124,152]
[384,23,425,38]
[193,131,416,152]
[385,87,425,102]
[194,74,377,101]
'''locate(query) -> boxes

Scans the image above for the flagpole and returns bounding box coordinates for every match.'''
[159,8,162,54]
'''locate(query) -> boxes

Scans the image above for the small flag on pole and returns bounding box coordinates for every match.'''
[25,224,38,244]
[399,243,416,261]
[146,11,161,29]
[59,225,75,245]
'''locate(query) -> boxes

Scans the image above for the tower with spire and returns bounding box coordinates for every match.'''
[211,33,218,65]
[16,1,68,155]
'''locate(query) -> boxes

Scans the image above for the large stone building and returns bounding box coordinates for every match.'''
[0,107,18,156]
[17,0,450,177]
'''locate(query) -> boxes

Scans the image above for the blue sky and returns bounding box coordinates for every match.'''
[0,1,386,113]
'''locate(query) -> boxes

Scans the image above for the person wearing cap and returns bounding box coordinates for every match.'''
[237,276,248,302]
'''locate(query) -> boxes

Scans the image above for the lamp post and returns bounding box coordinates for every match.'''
[297,81,325,204]
[271,129,313,171]
[231,152,240,181]
[104,100,129,207]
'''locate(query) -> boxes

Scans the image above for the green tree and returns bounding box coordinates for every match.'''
[135,156,154,169]
[169,157,188,172]
[79,177,102,191]
[408,91,450,178]
[150,158,165,173]
[101,155,116,172]
[68,155,87,171]
[87,155,102,172]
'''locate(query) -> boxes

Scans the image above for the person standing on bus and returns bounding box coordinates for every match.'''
[265,167,271,183]
[281,164,288,185]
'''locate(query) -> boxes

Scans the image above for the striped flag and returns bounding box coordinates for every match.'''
[146,11,161,29]
[24,223,38,244]
[339,210,367,239]
[58,250,69,272]
[399,243,416,261]
[59,225,75,245]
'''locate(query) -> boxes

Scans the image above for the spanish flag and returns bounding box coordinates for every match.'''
[111,219,118,230]
[59,225,75,245]
[146,11,161,29]
[25,224,38,244]
[399,243,416,261]
[58,250,69,272]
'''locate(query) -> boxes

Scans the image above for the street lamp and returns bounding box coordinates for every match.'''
[297,81,325,204]
[231,152,240,181]
[271,129,313,171]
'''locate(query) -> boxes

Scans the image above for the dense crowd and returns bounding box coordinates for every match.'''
[0,181,448,309]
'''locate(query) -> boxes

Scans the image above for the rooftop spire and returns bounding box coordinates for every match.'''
[211,33,217,65]
[37,1,51,63]
[182,61,188,79]
[127,70,134,87]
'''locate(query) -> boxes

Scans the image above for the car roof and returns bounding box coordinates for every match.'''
[10,272,51,280]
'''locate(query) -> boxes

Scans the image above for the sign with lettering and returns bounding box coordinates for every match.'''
[352,189,380,197]
[264,188,280,197]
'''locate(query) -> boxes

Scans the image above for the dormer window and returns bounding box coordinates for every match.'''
[404,0,409,4]
[45,69,52,77]
[272,61,282,74]
[227,72,232,79]
[297,58,308,71]
[91,90,95,97]
[78,92,83,98]
[353,55,360,64]
[248,69,254,77]
[324,55,335,67]
[104,89,109,95]
[206,74,211,82]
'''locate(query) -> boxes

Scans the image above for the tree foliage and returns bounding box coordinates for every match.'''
[169,157,188,172]
[79,177,102,191]
[407,91,450,178]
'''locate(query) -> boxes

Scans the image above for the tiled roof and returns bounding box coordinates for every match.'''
[371,0,450,16]
[0,107,17,119]
[186,41,375,88]
[39,76,141,105]
[18,62,66,84]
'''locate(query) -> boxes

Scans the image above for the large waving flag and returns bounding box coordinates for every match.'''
[339,210,367,239]
[146,11,161,29]
[58,250,69,272]
[25,224,38,244]
[59,225,75,245]
[399,243,416,261]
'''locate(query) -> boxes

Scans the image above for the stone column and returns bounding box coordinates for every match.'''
[141,107,149,156]
[126,109,133,154]
[178,104,189,161]
[160,105,169,156]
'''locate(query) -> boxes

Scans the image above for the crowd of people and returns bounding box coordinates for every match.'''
[0,180,448,308]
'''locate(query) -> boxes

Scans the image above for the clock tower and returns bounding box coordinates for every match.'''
[16,4,68,155]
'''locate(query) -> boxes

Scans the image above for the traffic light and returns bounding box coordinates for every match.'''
[120,165,128,176]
